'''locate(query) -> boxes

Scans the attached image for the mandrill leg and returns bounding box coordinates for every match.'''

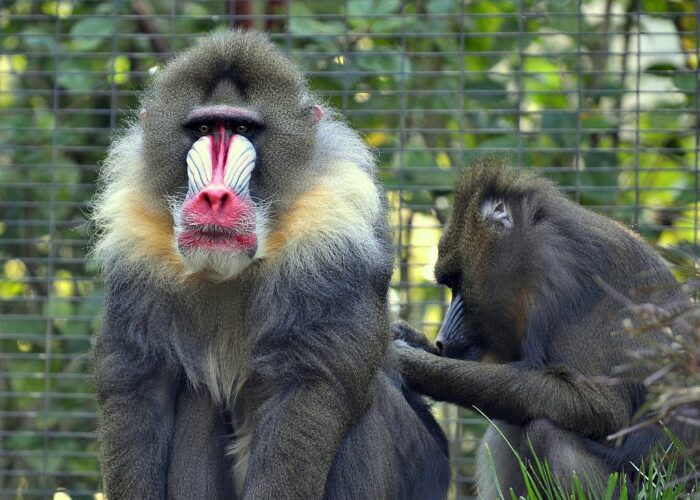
[167,387,235,499]
[519,419,611,496]
[476,419,611,498]
[476,421,524,499]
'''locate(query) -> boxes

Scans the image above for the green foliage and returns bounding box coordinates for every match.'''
[478,417,698,500]
[1,0,698,498]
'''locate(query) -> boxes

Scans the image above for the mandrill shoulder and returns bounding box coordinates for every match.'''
[263,162,389,268]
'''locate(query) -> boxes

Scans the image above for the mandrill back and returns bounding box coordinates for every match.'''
[91,30,449,499]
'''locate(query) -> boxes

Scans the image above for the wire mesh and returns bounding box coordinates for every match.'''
[1,0,699,498]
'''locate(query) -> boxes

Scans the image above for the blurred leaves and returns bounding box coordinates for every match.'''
[69,17,117,51]
[1,0,699,497]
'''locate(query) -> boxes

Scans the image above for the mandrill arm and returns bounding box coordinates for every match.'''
[244,381,359,499]
[93,276,179,500]
[395,343,631,440]
[244,250,390,499]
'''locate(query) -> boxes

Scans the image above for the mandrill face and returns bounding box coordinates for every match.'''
[171,106,265,279]
[170,107,269,280]
[178,133,257,254]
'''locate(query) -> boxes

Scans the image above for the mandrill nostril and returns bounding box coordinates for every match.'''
[435,340,444,355]
[201,187,232,213]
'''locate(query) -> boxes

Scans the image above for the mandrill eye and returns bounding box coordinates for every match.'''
[196,124,212,136]
[235,124,249,135]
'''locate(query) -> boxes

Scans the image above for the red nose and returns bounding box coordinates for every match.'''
[198,186,231,215]
[185,185,247,227]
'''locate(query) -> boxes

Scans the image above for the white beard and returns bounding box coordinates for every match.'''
[179,246,255,281]
[171,204,269,281]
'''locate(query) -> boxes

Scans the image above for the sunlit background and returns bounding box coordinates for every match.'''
[1,0,699,498]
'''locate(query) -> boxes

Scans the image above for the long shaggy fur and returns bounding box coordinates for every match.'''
[395,159,694,498]
[91,29,450,500]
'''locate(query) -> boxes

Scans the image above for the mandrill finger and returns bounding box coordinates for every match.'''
[391,320,439,354]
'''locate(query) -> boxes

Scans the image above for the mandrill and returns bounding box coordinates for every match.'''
[91,30,449,500]
[394,160,696,498]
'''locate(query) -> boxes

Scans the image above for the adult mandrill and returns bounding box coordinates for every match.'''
[91,30,449,500]
[394,161,695,497]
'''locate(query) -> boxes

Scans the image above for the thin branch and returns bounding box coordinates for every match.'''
[131,0,171,55]
[228,0,255,29]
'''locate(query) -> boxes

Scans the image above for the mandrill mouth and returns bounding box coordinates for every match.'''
[177,224,258,256]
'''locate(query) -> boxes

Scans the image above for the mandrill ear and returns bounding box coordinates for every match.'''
[310,104,324,123]
[481,198,513,230]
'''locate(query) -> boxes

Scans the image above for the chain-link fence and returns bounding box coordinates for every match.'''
[1,0,699,498]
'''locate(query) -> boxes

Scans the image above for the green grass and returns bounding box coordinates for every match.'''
[479,418,698,500]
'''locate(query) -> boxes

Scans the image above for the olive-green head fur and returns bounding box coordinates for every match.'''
[139,29,318,206]
[435,158,566,360]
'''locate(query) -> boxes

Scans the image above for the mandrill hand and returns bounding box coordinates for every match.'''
[392,338,438,389]
[391,320,440,355]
